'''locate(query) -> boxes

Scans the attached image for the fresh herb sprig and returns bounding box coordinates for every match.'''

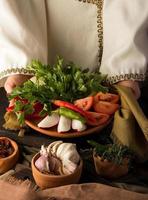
[88,140,133,165]
[26,57,108,101]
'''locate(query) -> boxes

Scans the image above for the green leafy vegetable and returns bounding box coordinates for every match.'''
[9,57,108,124]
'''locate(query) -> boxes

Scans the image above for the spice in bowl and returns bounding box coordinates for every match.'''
[0,138,14,158]
[0,137,19,174]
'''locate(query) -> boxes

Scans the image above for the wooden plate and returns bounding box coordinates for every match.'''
[25,118,112,138]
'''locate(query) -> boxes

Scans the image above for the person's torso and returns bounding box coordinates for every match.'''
[46,0,102,71]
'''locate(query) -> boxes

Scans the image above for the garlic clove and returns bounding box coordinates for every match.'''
[57,116,71,132]
[37,113,59,128]
[48,157,56,172]
[49,156,62,175]
[72,119,87,132]
[56,143,69,158]
[61,160,77,175]
[51,141,63,156]
[47,141,63,155]
[40,145,48,157]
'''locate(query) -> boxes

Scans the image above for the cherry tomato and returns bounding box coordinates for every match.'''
[74,96,93,111]
[94,92,119,104]
[86,111,110,126]
[93,101,119,115]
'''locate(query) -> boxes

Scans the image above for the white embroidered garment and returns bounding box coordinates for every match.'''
[0,0,148,87]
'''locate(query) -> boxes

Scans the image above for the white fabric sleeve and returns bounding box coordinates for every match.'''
[100,0,148,84]
[0,0,48,87]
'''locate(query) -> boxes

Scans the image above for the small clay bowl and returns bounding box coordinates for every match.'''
[93,153,129,179]
[0,137,19,174]
[32,153,83,189]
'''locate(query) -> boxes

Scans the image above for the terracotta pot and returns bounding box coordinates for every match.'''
[0,137,19,174]
[93,153,129,179]
[31,153,83,189]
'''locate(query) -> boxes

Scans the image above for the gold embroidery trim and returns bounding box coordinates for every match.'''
[76,0,103,67]
[106,73,146,84]
[0,68,34,79]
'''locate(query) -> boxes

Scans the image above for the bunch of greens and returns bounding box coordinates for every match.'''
[9,57,108,124]
[88,140,133,165]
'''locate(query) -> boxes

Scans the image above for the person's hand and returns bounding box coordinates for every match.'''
[4,74,32,106]
[4,74,32,94]
[116,80,141,99]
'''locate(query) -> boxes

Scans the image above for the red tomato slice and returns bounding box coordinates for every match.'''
[86,111,110,126]
[74,96,93,111]
[93,101,119,115]
[94,92,119,104]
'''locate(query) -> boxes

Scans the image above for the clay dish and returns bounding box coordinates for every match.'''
[0,137,19,174]
[93,153,129,179]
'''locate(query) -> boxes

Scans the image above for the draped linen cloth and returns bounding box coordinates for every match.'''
[0,181,148,200]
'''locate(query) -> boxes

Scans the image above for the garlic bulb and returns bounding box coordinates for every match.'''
[56,143,80,164]
[35,155,50,173]
[35,145,50,172]
[47,141,80,175]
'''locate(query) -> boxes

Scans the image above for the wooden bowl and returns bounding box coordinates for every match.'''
[0,137,19,174]
[93,154,129,179]
[32,153,83,189]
